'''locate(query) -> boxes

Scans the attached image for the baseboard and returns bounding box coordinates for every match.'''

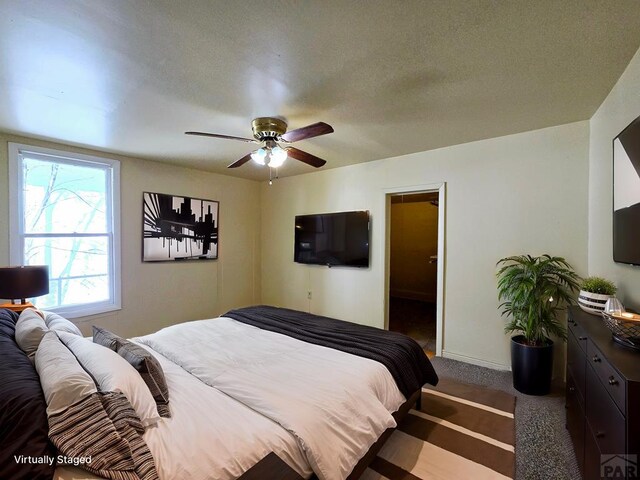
[441,350,511,371]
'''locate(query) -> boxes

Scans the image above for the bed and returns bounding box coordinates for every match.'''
[1,305,438,480]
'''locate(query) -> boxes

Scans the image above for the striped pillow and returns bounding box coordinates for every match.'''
[49,392,158,480]
[98,392,158,480]
[36,332,158,480]
[48,393,136,477]
[117,340,171,418]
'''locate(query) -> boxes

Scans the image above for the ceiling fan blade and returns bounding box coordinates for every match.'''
[227,152,253,169]
[185,131,258,143]
[286,147,327,168]
[280,122,334,143]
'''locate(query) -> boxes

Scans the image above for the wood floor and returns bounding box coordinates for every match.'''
[388,297,436,358]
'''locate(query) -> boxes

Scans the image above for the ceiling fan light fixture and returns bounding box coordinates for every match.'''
[251,148,267,165]
[269,146,287,168]
[187,117,332,171]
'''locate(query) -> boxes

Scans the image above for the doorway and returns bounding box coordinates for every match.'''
[387,192,440,357]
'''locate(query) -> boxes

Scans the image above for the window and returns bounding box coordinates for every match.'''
[9,143,121,318]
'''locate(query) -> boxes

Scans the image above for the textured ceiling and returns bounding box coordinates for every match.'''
[1,0,640,181]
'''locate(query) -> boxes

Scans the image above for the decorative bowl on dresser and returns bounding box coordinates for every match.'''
[566,306,640,480]
[578,290,614,315]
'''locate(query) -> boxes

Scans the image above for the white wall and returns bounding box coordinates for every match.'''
[0,133,262,337]
[261,121,589,369]
[589,46,640,309]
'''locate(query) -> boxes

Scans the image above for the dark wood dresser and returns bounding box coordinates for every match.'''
[566,306,640,479]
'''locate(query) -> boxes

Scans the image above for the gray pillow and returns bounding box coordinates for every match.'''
[15,309,49,358]
[117,339,171,418]
[35,331,97,415]
[59,332,161,427]
[43,311,82,336]
[92,325,122,351]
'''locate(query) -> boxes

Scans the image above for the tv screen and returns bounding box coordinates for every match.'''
[613,113,640,265]
[294,211,370,267]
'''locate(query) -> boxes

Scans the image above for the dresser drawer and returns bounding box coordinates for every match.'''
[567,330,586,400]
[566,370,585,476]
[568,316,588,354]
[585,364,625,454]
[587,340,627,414]
[584,424,603,480]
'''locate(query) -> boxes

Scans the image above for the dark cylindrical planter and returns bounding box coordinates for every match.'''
[511,335,554,395]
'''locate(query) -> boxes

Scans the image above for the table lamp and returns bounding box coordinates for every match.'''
[0,265,49,313]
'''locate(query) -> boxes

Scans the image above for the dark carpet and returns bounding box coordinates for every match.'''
[429,357,581,480]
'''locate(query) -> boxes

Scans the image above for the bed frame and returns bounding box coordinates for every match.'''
[243,389,422,480]
[345,388,421,479]
[3,303,429,480]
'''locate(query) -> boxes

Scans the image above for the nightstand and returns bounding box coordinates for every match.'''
[238,453,305,480]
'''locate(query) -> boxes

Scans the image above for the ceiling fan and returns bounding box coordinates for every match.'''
[185,117,334,171]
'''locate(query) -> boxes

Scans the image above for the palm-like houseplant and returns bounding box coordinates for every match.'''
[496,254,580,394]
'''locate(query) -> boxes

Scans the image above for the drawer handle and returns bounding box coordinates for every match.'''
[596,431,605,438]
[608,376,619,386]
[568,386,576,392]
[578,336,587,341]
[592,355,601,363]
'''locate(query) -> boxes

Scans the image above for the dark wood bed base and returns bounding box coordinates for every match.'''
[238,389,421,480]
[345,388,421,480]
[239,388,421,480]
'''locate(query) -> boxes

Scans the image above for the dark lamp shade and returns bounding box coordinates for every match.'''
[0,266,50,300]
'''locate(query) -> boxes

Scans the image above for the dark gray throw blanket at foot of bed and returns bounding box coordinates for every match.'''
[224,305,438,397]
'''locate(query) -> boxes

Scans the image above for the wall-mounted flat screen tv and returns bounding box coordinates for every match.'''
[613,114,640,265]
[294,211,370,267]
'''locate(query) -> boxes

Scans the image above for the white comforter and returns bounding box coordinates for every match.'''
[54,316,406,480]
[55,342,312,480]
[137,316,406,480]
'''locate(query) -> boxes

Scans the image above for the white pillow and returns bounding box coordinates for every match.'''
[35,331,97,415]
[42,311,83,336]
[15,308,49,358]
[57,331,161,427]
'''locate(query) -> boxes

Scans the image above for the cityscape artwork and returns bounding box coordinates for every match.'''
[143,192,219,262]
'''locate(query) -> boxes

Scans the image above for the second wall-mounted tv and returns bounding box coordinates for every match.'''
[613,113,640,265]
[294,211,370,267]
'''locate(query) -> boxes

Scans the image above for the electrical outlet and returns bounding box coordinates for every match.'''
[307,290,312,300]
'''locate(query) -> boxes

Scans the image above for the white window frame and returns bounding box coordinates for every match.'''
[8,143,121,318]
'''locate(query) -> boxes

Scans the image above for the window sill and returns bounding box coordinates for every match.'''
[43,302,121,320]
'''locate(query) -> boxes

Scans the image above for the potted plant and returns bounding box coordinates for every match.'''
[497,254,580,395]
[578,276,617,315]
